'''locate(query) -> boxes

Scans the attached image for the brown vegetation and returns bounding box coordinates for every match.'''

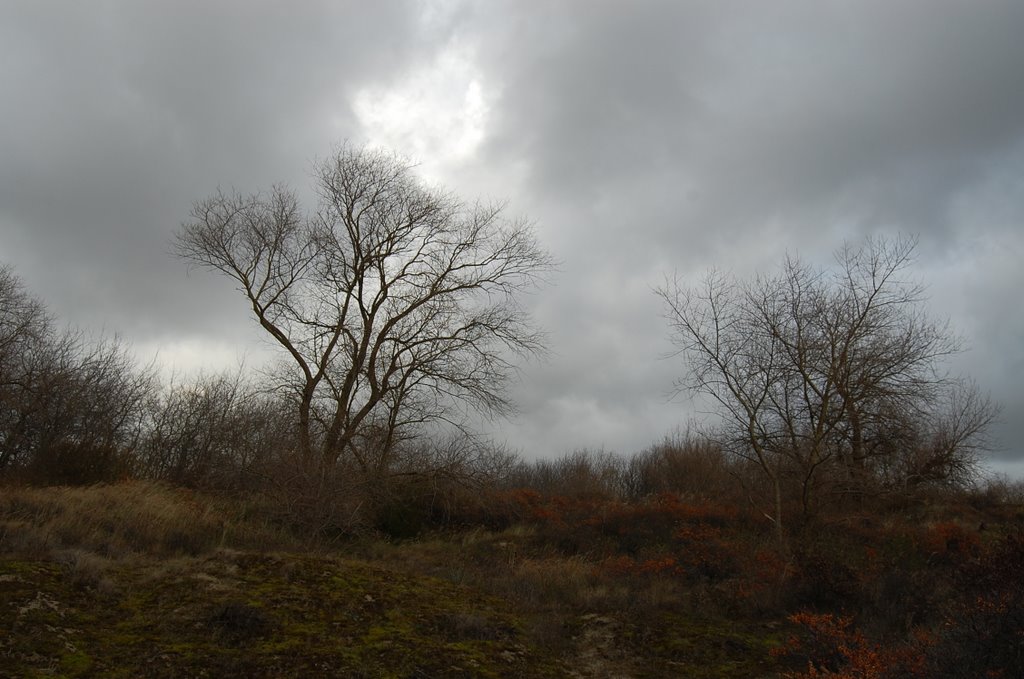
[2,457,1022,677]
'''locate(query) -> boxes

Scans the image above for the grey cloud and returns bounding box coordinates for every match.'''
[0,0,423,339]
[1,1,1021,467]
[450,1,1024,458]
[464,1,1024,246]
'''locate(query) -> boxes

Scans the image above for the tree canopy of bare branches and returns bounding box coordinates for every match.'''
[175,145,552,477]
[657,236,996,535]
[0,266,155,482]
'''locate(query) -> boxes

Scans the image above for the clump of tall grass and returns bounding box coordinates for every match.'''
[0,480,297,558]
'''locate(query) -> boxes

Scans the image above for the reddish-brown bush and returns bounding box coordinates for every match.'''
[926,529,1024,677]
[774,611,931,679]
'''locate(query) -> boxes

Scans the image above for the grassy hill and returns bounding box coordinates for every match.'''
[2,481,1020,677]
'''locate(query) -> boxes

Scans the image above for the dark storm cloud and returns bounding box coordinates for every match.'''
[0,0,424,340]
[467,0,1024,247]
[453,0,1024,463]
[2,1,1022,470]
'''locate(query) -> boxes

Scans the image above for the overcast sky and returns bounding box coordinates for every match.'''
[2,0,1022,476]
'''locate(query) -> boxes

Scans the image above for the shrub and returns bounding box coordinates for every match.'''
[927,529,1024,677]
[622,432,740,502]
[775,612,930,679]
[26,440,133,486]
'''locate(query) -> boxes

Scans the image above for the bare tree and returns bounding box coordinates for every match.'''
[881,377,997,490]
[27,332,155,483]
[175,145,552,479]
[0,266,155,482]
[0,266,51,471]
[140,368,293,488]
[657,236,996,537]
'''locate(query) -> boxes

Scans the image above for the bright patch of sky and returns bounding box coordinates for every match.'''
[134,338,272,383]
[352,37,490,183]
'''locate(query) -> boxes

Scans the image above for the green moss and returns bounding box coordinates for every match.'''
[623,613,784,678]
[60,650,94,674]
[2,536,775,677]
[1,559,52,576]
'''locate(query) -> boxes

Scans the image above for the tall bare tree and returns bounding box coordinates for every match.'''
[175,145,552,478]
[657,236,995,536]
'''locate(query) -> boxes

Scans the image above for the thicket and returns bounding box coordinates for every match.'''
[1,252,1016,537]
[0,267,154,485]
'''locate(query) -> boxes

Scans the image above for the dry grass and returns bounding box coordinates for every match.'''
[0,480,298,559]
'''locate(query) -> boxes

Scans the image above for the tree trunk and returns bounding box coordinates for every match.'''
[297,384,315,468]
[772,473,785,546]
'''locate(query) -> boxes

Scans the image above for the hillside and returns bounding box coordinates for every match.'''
[2,481,1021,677]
